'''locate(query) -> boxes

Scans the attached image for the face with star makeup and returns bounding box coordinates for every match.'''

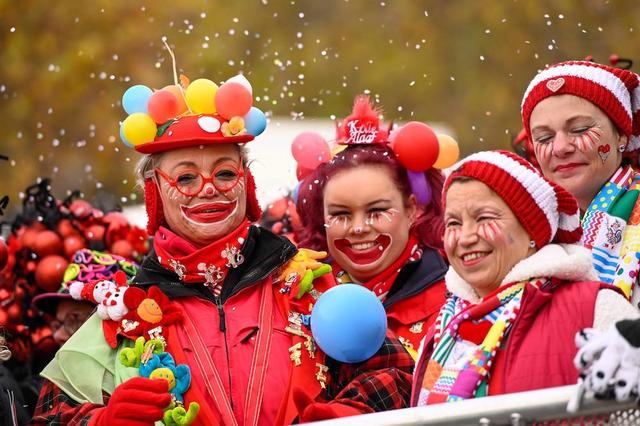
[154,144,247,247]
[323,164,416,283]
[444,179,534,298]
[529,94,627,211]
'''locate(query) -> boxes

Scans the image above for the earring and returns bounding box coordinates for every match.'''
[619,145,626,152]
[529,240,536,249]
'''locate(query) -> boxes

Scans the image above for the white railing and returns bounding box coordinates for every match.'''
[306,385,639,426]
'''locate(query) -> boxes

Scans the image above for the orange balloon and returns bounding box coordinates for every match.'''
[162,84,188,114]
[433,134,460,169]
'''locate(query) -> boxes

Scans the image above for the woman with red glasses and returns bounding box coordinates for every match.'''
[31,75,413,426]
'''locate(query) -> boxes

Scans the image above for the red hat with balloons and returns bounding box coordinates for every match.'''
[119,68,267,233]
[291,95,460,205]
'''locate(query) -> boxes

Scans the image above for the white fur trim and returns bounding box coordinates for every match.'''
[446,244,598,302]
[522,63,632,118]
[593,289,640,331]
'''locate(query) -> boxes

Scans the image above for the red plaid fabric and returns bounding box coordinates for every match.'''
[30,380,106,425]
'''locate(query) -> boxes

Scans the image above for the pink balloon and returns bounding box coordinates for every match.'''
[215,82,253,119]
[391,122,439,171]
[291,132,331,169]
[147,90,180,124]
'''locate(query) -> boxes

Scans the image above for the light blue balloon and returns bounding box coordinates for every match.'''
[311,284,387,363]
[243,107,267,136]
[122,85,153,115]
[119,125,133,148]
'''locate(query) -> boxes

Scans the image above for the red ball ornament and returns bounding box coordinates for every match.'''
[85,224,105,242]
[147,90,180,124]
[0,289,9,300]
[391,122,440,171]
[7,303,21,323]
[0,238,7,270]
[56,219,76,238]
[63,234,86,259]
[69,200,93,219]
[20,228,39,250]
[34,230,63,257]
[0,308,8,326]
[215,82,253,119]
[35,255,69,292]
[110,239,133,259]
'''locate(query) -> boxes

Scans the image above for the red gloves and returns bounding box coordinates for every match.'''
[90,377,171,426]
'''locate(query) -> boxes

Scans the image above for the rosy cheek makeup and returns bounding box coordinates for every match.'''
[477,220,504,242]
[573,126,603,152]
[444,227,460,251]
[533,142,552,161]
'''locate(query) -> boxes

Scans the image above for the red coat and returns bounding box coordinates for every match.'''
[411,279,608,404]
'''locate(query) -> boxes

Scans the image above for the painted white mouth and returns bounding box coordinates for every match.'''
[462,252,487,262]
[352,241,376,250]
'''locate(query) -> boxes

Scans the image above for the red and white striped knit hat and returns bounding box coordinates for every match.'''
[444,150,582,248]
[521,60,640,151]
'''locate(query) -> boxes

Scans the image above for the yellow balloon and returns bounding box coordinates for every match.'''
[185,78,218,114]
[433,134,460,169]
[122,113,157,146]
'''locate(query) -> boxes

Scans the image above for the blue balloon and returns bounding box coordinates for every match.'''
[122,84,153,115]
[243,107,267,136]
[119,125,133,148]
[311,284,387,363]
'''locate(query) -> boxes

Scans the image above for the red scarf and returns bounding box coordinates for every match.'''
[154,220,251,296]
[333,235,422,301]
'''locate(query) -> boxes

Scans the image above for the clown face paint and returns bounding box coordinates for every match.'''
[529,95,627,211]
[323,165,416,283]
[155,144,247,247]
[444,180,533,298]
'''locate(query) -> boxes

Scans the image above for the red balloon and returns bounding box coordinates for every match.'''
[34,230,63,257]
[110,239,133,259]
[63,234,86,259]
[215,82,253,119]
[291,132,331,169]
[148,90,180,124]
[0,239,7,270]
[35,255,69,292]
[85,224,105,242]
[296,164,314,181]
[391,122,440,171]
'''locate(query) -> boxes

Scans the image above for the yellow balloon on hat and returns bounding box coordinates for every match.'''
[185,78,218,114]
[433,134,460,169]
[122,113,157,146]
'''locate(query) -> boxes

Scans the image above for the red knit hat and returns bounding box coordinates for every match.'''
[444,150,582,248]
[521,60,640,151]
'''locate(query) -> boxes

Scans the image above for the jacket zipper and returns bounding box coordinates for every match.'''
[214,294,234,410]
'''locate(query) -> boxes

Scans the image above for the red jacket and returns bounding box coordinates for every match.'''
[32,227,414,426]
[382,248,448,356]
[411,279,608,404]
